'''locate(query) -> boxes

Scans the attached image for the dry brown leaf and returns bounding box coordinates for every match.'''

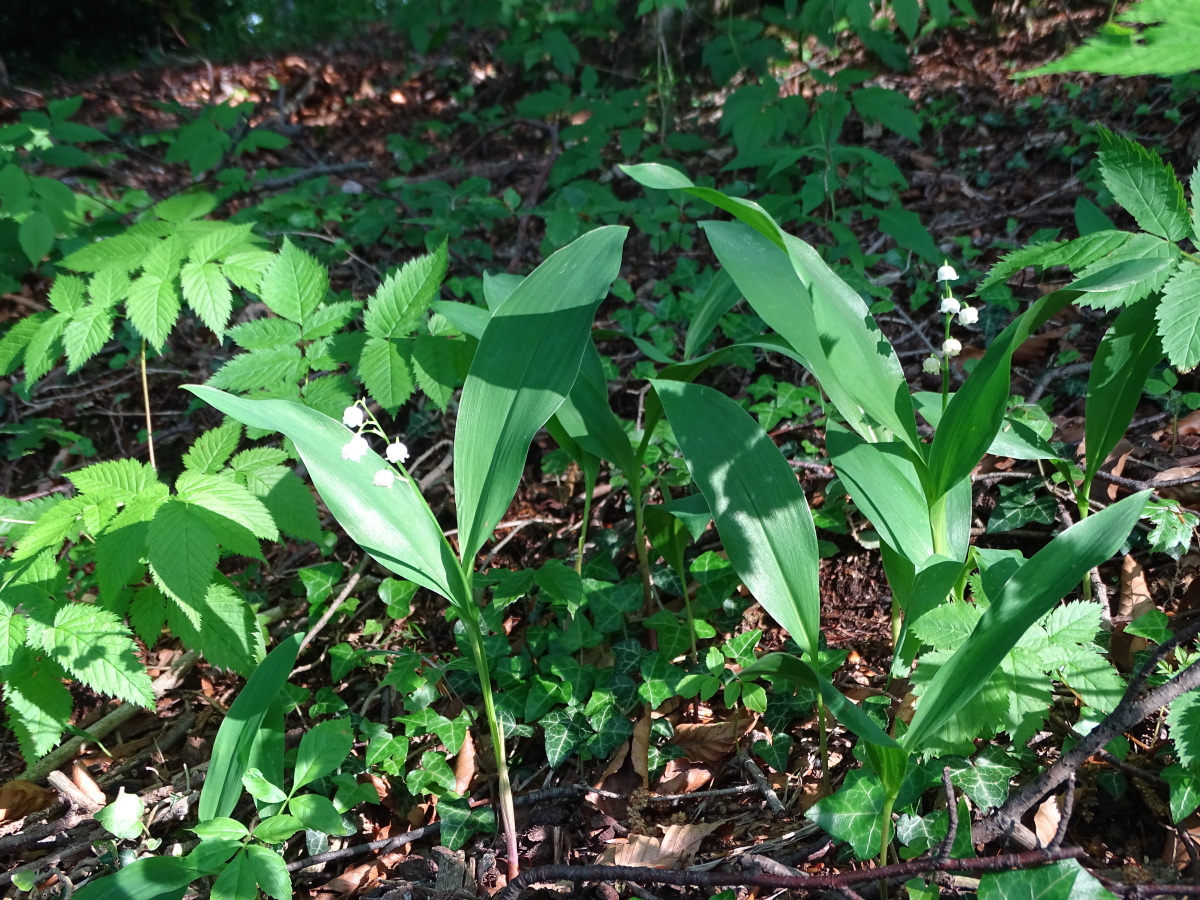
[631,711,651,789]
[0,780,54,822]
[597,822,721,869]
[454,727,476,796]
[655,757,715,795]
[1033,793,1061,847]
[670,716,756,764]
[72,762,106,807]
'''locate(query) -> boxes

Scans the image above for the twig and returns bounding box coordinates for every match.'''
[496,847,1087,900]
[933,767,958,862]
[251,160,373,191]
[1050,775,1074,848]
[976,618,1200,846]
[1093,468,1200,492]
[735,754,787,817]
[297,556,369,656]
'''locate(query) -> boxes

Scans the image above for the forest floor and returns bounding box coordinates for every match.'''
[2,3,1200,899]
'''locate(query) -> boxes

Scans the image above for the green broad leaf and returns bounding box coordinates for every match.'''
[13,494,117,561]
[945,745,1020,809]
[127,585,166,645]
[301,299,361,341]
[875,204,942,263]
[155,193,218,223]
[554,339,639,477]
[183,421,243,475]
[1155,261,1200,370]
[294,718,354,790]
[185,221,255,264]
[4,649,73,761]
[987,481,1056,533]
[207,345,304,392]
[243,767,288,803]
[536,559,585,613]
[260,240,327,327]
[42,604,154,706]
[826,425,933,563]
[979,858,1117,900]
[411,334,467,412]
[406,750,457,797]
[19,210,54,265]
[222,246,278,293]
[1143,497,1199,558]
[903,491,1149,754]
[852,87,920,143]
[653,379,821,657]
[185,387,467,605]
[703,219,919,452]
[63,304,114,372]
[126,272,181,350]
[227,317,302,350]
[1191,161,1200,242]
[253,814,305,844]
[1095,127,1189,241]
[243,844,291,900]
[190,817,249,840]
[1057,646,1126,713]
[364,242,449,339]
[1162,763,1200,823]
[358,336,414,412]
[454,225,626,562]
[806,769,885,860]
[1085,295,1163,488]
[199,633,302,821]
[176,470,278,541]
[1125,609,1171,643]
[212,848,258,900]
[752,734,793,772]
[95,787,145,840]
[290,793,351,835]
[60,233,155,275]
[181,260,233,337]
[73,856,196,900]
[148,498,218,613]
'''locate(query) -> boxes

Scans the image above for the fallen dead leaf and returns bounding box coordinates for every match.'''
[631,710,651,789]
[0,780,54,822]
[597,821,722,868]
[454,727,476,796]
[669,716,756,764]
[1033,793,1062,847]
[72,762,106,807]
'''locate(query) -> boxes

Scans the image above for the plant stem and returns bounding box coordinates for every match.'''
[140,340,157,471]
[631,478,658,613]
[462,583,519,879]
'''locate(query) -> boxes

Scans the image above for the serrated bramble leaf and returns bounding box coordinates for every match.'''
[60,233,158,274]
[68,457,159,500]
[1097,126,1190,242]
[222,246,278,293]
[3,649,72,761]
[1058,646,1126,713]
[88,266,132,308]
[261,240,327,325]
[181,260,233,337]
[147,498,218,613]
[154,193,218,224]
[141,234,186,279]
[1074,232,1177,311]
[63,303,114,372]
[126,272,181,350]
[1156,262,1200,371]
[0,311,50,376]
[95,522,149,603]
[301,300,361,341]
[301,373,356,419]
[186,222,255,264]
[364,243,448,339]
[1166,686,1200,769]
[183,420,243,475]
[13,495,118,561]
[176,470,278,541]
[207,345,304,392]
[44,604,153,705]
[977,232,1131,296]
[229,446,291,474]
[411,335,466,411]
[240,465,322,543]
[21,311,68,382]
[198,582,262,674]
[227,317,302,350]
[359,336,414,412]
[47,274,85,314]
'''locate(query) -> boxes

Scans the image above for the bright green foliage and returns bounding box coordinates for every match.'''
[979,858,1117,900]
[1022,0,1200,78]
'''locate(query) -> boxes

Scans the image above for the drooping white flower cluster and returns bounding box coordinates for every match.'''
[340,401,411,488]
[924,260,981,377]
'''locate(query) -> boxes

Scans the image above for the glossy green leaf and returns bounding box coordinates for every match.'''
[653,379,820,656]
[73,857,194,900]
[454,225,626,561]
[1085,295,1163,489]
[552,340,638,477]
[903,491,1149,753]
[293,718,353,790]
[185,386,466,604]
[199,634,301,821]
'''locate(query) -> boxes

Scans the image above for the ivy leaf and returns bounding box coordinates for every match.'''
[95,787,145,840]
[438,795,495,851]
[945,745,1019,809]
[979,858,1116,900]
[542,708,588,768]
[806,769,885,860]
